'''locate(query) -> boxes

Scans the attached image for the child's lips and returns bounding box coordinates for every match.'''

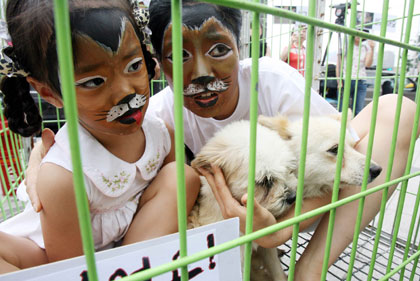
[193,92,219,108]
[118,108,142,125]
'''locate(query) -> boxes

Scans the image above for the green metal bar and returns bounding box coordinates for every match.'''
[34,94,46,130]
[409,210,420,281]
[398,81,420,280]
[7,131,22,201]
[0,114,17,214]
[410,89,420,281]
[356,12,420,29]
[287,0,316,279]
[410,181,420,258]
[335,0,351,113]
[400,160,420,280]
[0,111,10,220]
[379,248,420,281]
[385,0,416,275]
[52,1,98,280]
[350,0,367,116]
[365,1,393,279]
[320,0,336,100]
[121,170,420,281]
[202,0,420,52]
[170,0,188,280]
[260,13,266,56]
[345,0,389,278]
[390,0,408,97]
[242,9,259,281]
[321,0,357,278]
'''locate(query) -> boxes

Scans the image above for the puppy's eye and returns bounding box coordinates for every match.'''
[256,176,274,189]
[327,144,339,155]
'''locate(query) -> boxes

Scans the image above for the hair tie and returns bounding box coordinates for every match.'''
[130,0,152,45]
[0,47,29,78]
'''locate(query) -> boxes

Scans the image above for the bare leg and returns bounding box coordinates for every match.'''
[0,232,48,273]
[261,247,287,281]
[122,162,200,244]
[295,95,419,279]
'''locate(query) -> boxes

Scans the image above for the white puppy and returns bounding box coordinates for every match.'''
[189,115,382,281]
[258,114,382,198]
[189,120,297,281]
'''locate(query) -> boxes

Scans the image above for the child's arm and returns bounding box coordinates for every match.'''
[37,163,84,261]
[280,46,290,62]
[25,129,56,212]
[122,123,200,244]
[162,123,176,164]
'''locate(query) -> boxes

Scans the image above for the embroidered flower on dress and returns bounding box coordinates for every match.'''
[146,152,160,173]
[102,171,130,192]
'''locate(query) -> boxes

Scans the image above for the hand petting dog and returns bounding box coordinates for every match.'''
[197,165,278,241]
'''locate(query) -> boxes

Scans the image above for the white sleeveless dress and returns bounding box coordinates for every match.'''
[0,116,171,251]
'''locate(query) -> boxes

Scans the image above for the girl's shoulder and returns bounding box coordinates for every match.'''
[143,115,171,141]
[37,161,74,207]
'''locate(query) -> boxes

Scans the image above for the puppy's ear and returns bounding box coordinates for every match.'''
[258,115,292,140]
[329,110,353,122]
[191,139,228,171]
[191,155,211,171]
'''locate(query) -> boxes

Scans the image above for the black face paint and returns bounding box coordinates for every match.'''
[72,8,128,53]
[182,5,238,45]
[106,94,148,123]
[195,96,219,108]
[184,76,230,97]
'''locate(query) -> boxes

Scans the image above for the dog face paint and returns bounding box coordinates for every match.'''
[73,17,150,138]
[161,17,240,120]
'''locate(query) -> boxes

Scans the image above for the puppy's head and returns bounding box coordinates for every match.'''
[258,114,382,191]
[192,120,298,218]
[291,115,381,188]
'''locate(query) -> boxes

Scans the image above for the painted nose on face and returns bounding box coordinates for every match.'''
[191,55,214,82]
[191,76,215,86]
[112,74,136,104]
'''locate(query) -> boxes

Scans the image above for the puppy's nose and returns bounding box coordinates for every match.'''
[369,164,382,180]
[286,193,296,204]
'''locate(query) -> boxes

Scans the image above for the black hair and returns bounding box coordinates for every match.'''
[1,0,155,137]
[149,0,242,60]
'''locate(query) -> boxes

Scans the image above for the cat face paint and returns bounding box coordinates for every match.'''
[106,93,147,123]
[73,17,150,138]
[161,17,240,120]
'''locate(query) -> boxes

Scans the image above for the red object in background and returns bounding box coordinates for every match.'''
[0,120,23,196]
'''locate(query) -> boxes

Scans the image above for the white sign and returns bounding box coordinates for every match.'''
[0,218,241,281]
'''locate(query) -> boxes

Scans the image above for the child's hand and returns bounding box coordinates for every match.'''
[197,165,277,241]
[25,128,55,212]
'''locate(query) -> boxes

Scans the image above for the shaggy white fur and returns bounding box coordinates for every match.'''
[189,115,382,281]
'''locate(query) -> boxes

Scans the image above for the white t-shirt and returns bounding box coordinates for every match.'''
[340,41,371,79]
[148,56,338,155]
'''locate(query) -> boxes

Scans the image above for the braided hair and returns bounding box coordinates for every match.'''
[1,0,155,137]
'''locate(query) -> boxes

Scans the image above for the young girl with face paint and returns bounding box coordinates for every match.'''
[0,0,199,273]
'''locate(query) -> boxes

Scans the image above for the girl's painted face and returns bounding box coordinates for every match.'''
[73,20,150,137]
[161,17,240,120]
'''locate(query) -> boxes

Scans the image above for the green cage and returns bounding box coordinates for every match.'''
[0,0,420,280]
